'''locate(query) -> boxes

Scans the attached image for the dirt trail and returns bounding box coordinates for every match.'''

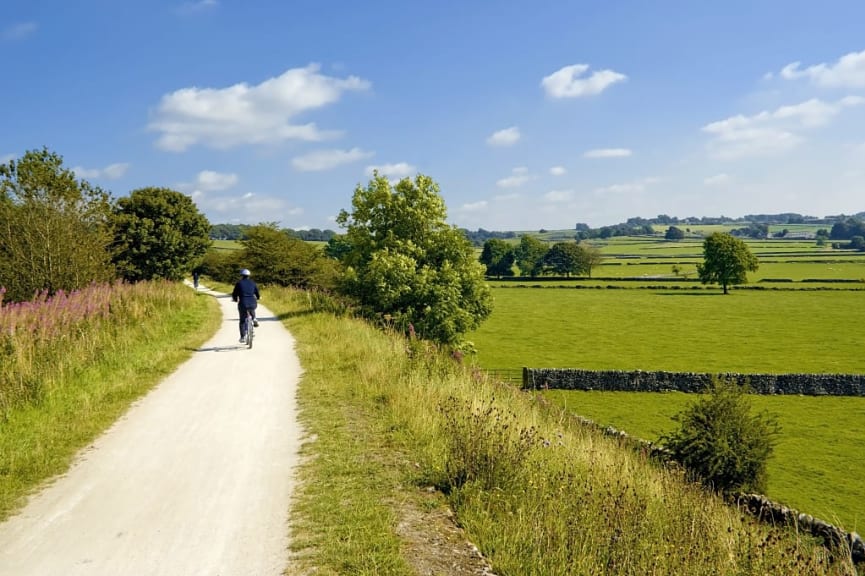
[0,288,302,576]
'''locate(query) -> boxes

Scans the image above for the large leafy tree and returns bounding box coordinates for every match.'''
[543,241,602,277]
[514,235,548,277]
[697,232,759,294]
[240,223,340,289]
[0,148,114,302]
[479,238,515,278]
[111,187,211,281]
[335,172,492,344]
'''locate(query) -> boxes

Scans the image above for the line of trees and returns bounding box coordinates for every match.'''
[479,236,602,278]
[1,148,211,303]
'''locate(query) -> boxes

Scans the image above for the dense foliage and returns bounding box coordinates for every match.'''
[112,187,211,282]
[335,172,492,344]
[239,224,340,289]
[479,238,516,277]
[661,380,779,495]
[0,148,114,302]
[697,232,759,294]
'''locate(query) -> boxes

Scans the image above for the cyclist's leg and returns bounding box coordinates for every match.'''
[238,305,247,340]
[251,306,259,327]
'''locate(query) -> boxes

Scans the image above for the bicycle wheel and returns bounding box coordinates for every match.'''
[246,315,254,349]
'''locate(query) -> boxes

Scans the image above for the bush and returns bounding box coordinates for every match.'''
[661,379,779,495]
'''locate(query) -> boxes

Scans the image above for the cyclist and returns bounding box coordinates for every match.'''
[231,268,260,343]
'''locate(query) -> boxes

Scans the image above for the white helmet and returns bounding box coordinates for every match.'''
[240,268,251,277]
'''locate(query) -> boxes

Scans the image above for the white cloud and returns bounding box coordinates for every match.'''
[593,177,657,196]
[544,189,574,202]
[486,126,521,147]
[549,166,566,176]
[704,173,730,186]
[541,64,627,98]
[364,162,416,178]
[196,170,238,191]
[292,147,374,172]
[1,22,37,41]
[779,50,865,88]
[702,97,864,160]
[496,166,531,188]
[195,191,303,224]
[72,162,130,180]
[149,64,370,152]
[0,153,16,164]
[583,148,632,158]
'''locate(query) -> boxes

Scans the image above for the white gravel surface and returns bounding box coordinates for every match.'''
[0,288,302,576]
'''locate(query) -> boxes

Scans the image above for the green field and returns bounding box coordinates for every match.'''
[542,390,865,533]
[468,288,865,373]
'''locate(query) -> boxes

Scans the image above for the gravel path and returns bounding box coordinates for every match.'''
[0,288,302,576]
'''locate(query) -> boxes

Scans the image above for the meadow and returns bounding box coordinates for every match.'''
[543,390,865,533]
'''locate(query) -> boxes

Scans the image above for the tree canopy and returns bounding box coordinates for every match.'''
[543,241,601,276]
[335,172,492,344]
[515,235,548,277]
[479,238,516,278]
[239,223,340,289]
[111,187,211,282]
[697,232,759,294]
[0,148,114,301]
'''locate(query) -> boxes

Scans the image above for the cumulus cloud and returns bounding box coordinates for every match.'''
[593,177,658,196]
[292,147,373,171]
[704,173,730,186]
[149,64,370,152]
[195,170,238,191]
[1,22,37,41]
[364,162,416,178]
[496,167,531,188]
[542,64,627,98]
[702,97,864,160]
[549,166,566,176]
[486,126,521,147]
[195,191,303,224]
[583,148,632,158]
[73,163,130,180]
[779,49,865,88]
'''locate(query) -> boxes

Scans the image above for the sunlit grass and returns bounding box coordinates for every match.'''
[269,286,856,575]
[542,390,865,533]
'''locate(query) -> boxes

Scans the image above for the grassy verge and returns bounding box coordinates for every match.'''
[267,286,856,575]
[0,282,220,519]
[542,390,865,533]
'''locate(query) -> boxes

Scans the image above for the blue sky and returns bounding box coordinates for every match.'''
[3,1,865,231]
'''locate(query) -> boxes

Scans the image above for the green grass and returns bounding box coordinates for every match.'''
[469,287,865,373]
[211,239,242,251]
[0,283,220,520]
[268,287,854,575]
[542,390,865,533]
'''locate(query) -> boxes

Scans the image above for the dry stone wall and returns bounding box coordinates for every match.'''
[522,368,865,396]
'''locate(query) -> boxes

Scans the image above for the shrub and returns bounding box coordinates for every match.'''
[661,379,779,495]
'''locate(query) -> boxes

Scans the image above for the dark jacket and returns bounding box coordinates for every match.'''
[232,278,260,309]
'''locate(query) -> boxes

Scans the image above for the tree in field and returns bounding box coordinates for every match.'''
[661,380,779,495]
[111,187,211,281]
[0,148,114,302]
[240,223,340,289]
[514,235,548,277]
[697,232,758,294]
[479,238,515,278]
[335,172,492,344]
[665,226,685,240]
[543,241,600,276]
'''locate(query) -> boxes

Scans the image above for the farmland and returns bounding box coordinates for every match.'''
[467,230,865,535]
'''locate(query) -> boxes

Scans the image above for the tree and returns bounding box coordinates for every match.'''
[543,241,600,276]
[697,233,758,294]
[0,148,114,302]
[661,380,779,495]
[240,223,340,289]
[514,235,548,277]
[665,226,685,240]
[335,172,492,344]
[111,187,211,281]
[479,238,515,278]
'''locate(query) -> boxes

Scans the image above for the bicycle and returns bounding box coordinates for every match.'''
[243,309,255,349]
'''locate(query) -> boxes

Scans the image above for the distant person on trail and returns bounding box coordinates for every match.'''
[192,269,201,290]
[232,268,260,343]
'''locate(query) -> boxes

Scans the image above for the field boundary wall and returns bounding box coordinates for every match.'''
[522,368,865,396]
